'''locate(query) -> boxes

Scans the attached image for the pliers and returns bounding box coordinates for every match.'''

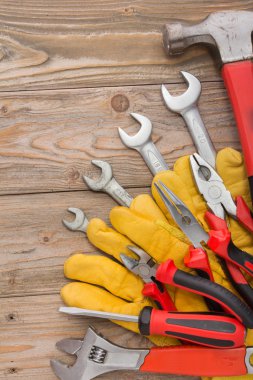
[121,246,176,311]
[152,180,253,327]
[190,153,253,232]
[122,234,253,328]
[189,153,253,307]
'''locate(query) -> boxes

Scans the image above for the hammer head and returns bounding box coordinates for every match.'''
[163,11,253,64]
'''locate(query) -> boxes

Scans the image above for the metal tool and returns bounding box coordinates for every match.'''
[83,160,133,207]
[62,209,175,310]
[154,181,253,328]
[51,327,253,379]
[118,113,168,175]
[190,153,253,230]
[161,71,215,167]
[121,246,176,311]
[163,10,253,202]
[63,208,89,234]
[59,306,245,348]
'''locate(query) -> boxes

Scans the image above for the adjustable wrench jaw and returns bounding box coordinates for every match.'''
[62,208,89,233]
[51,327,149,380]
[190,153,237,220]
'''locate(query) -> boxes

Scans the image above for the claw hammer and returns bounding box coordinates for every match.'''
[163,10,253,203]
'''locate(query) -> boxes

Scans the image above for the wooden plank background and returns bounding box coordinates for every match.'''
[0,1,251,379]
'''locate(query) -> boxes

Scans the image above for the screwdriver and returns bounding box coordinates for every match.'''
[59,306,245,348]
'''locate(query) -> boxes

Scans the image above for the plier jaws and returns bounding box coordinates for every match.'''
[121,246,177,311]
[190,153,237,220]
[120,246,157,283]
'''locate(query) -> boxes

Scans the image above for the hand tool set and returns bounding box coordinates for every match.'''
[51,9,253,380]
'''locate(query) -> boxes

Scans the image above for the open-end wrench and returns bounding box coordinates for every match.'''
[83,160,133,207]
[163,11,253,202]
[63,207,88,234]
[118,113,168,175]
[161,71,216,168]
[51,327,253,379]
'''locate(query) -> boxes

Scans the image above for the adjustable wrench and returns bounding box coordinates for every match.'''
[118,113,168,175]
[51,327,253,379]
[83,160,133,207]
[161,71,216,168]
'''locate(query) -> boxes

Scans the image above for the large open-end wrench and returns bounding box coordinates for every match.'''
[118,113,168,175]
[51,326,253,379]
[163,11,253,202]
[161,71,216,168]
[83,160,133,207]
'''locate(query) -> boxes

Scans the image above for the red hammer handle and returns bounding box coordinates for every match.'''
[140,345,248,376]
[222,61,253,201]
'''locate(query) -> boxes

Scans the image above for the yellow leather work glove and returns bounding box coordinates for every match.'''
[61,186,213,347]
[61,206,189,347]
[150,147,253,380]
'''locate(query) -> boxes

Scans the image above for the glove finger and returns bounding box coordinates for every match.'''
[87,218,137,261]
[64,253,144,302]
[61,281,179,346]
[216,148,250,202]
[130,194,168,222]
[216,148,253,252]
[110,206,190,268]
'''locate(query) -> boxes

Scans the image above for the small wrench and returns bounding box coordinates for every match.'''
[161,71,216,168]
[63,207,88,234]
[118,113,168,175]
[83,160,133,207]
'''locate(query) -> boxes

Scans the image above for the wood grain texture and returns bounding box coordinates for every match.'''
[0,1,250,90]
[0,1,249,379]
[0,81,239,195]
[0,293,198,380]
[0,188,148,298]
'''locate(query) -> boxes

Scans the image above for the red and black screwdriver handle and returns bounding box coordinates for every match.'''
[206,211,253,278]
[138,306,245,348]
[142,281,177,311]
[156,259,253,328]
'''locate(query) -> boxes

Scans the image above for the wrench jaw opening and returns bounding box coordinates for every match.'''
[51,327,149,380]
[118,113,153,150]
[161,71,201,114]
[83,160,113,192]
[62,207,89,234]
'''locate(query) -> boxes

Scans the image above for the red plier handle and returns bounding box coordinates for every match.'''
[143,281,177,311]
[156,259,253,328]
[184,246,223,312]
[206,211,253,278]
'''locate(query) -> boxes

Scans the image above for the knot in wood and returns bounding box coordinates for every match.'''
[111,94,129,112]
